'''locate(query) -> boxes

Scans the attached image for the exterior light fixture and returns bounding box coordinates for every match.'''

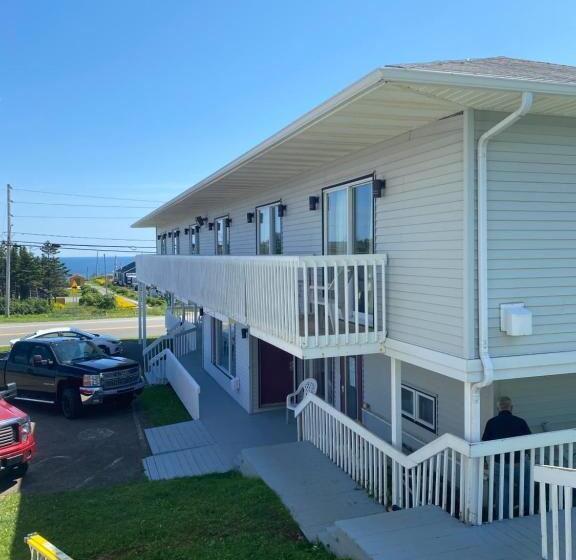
[225,218,232,227]
[184,228,190,235]
[208,222,214,231]
[246,212,255,223]
[241,328,248,339]
[199,307,204,316]
[195,225,200,233]
[308,196,319,211]
[167,232,173,238]
[277,204,287,217]
[157,234,161,240]
[373,179,385,198]
[162,233,167,239]
[174,230,180,237]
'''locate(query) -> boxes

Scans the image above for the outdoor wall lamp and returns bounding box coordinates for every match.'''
[167,232,173,238]
[277,204,287,217]
[195,225,201,233]
[157,234,161,240]
[199,307,204,316]
[208,222,214,231]
[308,196,319,211]
[241,328,248,339]
[184,228,190,235]
[225,218,232,227]
[196,216,206,227]
[174,230,180,237]
[373,179,385,198]
[246,212,255,223]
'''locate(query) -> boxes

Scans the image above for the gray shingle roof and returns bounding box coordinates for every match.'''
[386,56,576,85]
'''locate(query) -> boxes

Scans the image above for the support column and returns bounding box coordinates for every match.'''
[137,282,142,347]
[464,382,482,525]
[142,284,147,348]
[390,358,402,448]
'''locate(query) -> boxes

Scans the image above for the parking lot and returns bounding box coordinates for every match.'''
[0,341,149,496]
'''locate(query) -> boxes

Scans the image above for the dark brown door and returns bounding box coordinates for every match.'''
[258,340,293,407]
[339,356,363,420]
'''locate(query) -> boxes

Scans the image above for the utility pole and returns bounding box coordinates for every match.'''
[95,251,99,278]
[103,253,108,295]
[5,184,12,317]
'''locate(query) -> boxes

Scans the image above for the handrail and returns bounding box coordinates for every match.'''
[294,394,469,465]
[534,465,576,560]
[295,393,576,525]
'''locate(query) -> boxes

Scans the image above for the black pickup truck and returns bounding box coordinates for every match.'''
[0,338,144,419]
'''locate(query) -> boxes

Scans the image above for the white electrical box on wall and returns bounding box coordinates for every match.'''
[230,377,241,392]
[500,303,533,336]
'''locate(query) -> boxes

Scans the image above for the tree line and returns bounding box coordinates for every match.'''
[0,242,69,304]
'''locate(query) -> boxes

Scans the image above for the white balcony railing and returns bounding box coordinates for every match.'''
[295,393,576,526]
[136,254,387,357]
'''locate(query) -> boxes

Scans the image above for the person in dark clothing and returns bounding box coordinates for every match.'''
[482,396,531,518]
[482,396,531,441]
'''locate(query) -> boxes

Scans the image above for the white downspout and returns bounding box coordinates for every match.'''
[473,92,534,396]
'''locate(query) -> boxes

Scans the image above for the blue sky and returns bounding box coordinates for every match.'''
[1,0,575,254]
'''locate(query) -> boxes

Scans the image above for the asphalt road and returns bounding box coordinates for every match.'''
[0,316,165,346]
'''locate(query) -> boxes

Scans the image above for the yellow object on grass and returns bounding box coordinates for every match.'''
[25,533,73,560]
[115,294,137,308]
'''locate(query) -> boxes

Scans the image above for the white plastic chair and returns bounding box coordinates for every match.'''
[286,378,318,423]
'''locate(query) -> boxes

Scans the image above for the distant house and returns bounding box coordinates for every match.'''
[113,261,136,286]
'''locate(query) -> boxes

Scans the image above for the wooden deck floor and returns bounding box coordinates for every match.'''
[143,350,296,480]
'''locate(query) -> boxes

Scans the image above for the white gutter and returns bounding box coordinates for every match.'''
[473,91,534,395]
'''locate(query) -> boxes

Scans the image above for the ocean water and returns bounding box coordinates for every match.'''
[59,256,135,278]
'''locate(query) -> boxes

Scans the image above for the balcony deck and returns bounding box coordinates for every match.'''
[137,253,387,358]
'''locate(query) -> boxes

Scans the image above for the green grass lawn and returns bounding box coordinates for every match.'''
[138,385,191,427]
[0,473,335,560]
[0,303,165,323]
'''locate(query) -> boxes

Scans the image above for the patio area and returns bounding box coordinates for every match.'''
[143,349,297,480]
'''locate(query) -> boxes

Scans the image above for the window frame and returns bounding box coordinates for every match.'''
[214,216,230,255]
[211,317,236,378]
[322,175,375,256]
[255,201,283,255]
[172,230,180,255]
[189,225,199,255]
[401,384,437,433]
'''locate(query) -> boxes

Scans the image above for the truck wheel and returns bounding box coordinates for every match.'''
[61,387,82,419]
[116,394,134,408]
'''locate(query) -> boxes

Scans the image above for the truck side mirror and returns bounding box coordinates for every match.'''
[32,355,49,366]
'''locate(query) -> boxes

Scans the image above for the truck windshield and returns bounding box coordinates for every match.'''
[51,340,106,364]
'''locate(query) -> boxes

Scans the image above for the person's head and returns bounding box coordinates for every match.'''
[497,396,513,412]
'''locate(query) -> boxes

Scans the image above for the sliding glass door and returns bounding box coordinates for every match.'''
[323,179,374,326]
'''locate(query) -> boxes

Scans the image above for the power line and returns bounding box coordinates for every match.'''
[13,232,153,242]
[14,215,141,219]
[13,186,164,204]
[11,243,152,254]
[13,200,157,209]
[13,240,154,249]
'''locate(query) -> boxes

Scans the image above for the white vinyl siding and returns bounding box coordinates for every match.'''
[158,115,466,357]
[479,111,576,357]
[361,354,494,451]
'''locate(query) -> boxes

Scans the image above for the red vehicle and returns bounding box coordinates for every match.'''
[0,383,35,477]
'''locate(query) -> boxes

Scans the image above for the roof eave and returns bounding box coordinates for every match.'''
[133,66,576,229]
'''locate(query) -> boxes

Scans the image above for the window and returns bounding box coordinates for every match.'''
[323,178,375,321]
[211,317,236,377]
[215,216,230,255]
[401,385,437,432]
[324,178,373,256]
[173,230,181,254]
[256,202,283,255]
[189,226,199,255]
